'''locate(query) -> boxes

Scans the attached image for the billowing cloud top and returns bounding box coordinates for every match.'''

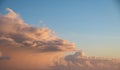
[0,8,76,52]
[51,50,120,70]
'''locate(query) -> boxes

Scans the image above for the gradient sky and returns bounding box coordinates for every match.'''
[0,0,120,58]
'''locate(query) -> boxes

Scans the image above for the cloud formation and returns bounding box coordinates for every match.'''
[51,50,120,70]
[0,8,76,52]
[0,8,120,70]
[0,8,76,70]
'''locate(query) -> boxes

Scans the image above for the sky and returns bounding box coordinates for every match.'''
[0,0,120,58]
[0,0,120,70]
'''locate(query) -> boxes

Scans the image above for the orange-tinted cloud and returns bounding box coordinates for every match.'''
[0,8,120,70]
[0,8,76,70]
[0,8,76,52]
[51,50,120,70]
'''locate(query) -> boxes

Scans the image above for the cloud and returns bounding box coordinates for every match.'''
[0,8,76,52]
[0,8,120,70]
[0,50,63,70]
[0,51,10,60]
[51,50,120,70]
[0,8,76,70]
[0,51,2,58]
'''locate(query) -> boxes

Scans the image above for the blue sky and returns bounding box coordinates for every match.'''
[0,0,120,57]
